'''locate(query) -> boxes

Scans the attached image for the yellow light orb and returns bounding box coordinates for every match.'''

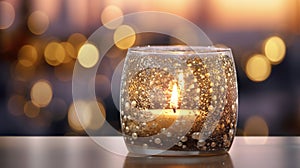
[113,25,136,50]
[68,101,85,132]
[14,62,36,81]
[0,1,15,29]
[78,43,99,68]
[30,80,53,107]
[61,42,75,63]
[68,100,106,132]
[27,11,50,35]
[18,45,38,67]
[101,5,123,29]
[67,33,87,57]
[7,95,26,116]
[44,42,66,66]
[245,54,271,82]
[264,36,286,65]
[24,101,40,118]
[86,101,106,130]
[244,115,269,136]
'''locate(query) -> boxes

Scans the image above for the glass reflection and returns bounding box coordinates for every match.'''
[123,153,233,168]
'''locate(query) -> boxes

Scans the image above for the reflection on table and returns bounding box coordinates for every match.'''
[124,154,233,168]
[0,137,300,168]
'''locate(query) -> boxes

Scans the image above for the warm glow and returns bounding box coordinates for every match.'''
[244,115,269,136]
[61,42,75,62]
[68,101,85,132]
[113,25,136,50]
[264,36,286,65]
[14,62,36,81]
[32,0,61,20]
[7,95,26,116]
[24,101,40,118]
[18,45,38,67]
[78,43,99,68]
[66,0,88,29]
[30,80,53,107]
[68,100,106,132]
[0,1,15,29]
[67,33,87,57]
[87,101,106,130]
[246,54,271,82]
[170,84,179,109]
[208,0,288,30]
[101,5,123,29]
[44,42,66,66]
[27,11,50,35]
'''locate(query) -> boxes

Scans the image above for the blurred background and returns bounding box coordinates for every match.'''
[1,0,299,136]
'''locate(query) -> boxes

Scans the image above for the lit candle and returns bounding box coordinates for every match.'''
[120,46,238,156]
[170,83,179,112]
[136,84,199,135]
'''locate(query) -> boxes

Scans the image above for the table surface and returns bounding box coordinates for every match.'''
[0,136,299,168]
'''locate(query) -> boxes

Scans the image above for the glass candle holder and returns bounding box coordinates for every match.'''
[120,46,238,156]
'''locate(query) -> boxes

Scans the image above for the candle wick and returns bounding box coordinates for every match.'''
[173,108,176,113]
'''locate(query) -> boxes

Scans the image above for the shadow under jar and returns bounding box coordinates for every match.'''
[120,46,238,156]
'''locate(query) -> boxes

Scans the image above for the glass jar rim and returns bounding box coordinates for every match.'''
[128,45,231,55]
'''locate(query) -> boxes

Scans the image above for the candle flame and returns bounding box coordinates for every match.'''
[170,83,179,110]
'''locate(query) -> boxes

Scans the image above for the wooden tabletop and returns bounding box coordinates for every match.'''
[0,136,299,168]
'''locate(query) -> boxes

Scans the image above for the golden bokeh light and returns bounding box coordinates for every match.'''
[78,43,99,68]
[264,36,286,65]
[27,11,50,35]
[30,80,53,107]
[18,45,38,67]
[24,101,40,118]
[67,33,87,58]
[101,5,124,29]
[68,101,85,132]
[113,25,136,50]
[7,95,26,116]
[0,1,15,29]
[244,115,269,136]
[68,100,106,132]
[245,54,271,82]
[86,101,106,130]
[44,42,66,66]
[14,62,36,81]
[61,42,76,63]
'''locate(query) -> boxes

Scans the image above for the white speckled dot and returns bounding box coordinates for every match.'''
[154,138,161,144]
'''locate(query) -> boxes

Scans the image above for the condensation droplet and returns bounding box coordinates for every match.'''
[132,132,138,140]
[197,140,205,147]
[192,132,200,140]
[154,138,161,144]
[125,102,130,110]
[143,143,148,149]
[180,136,188,142]
[131,101,136,108]
[208,105,214,112]
[229,129,234,136]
